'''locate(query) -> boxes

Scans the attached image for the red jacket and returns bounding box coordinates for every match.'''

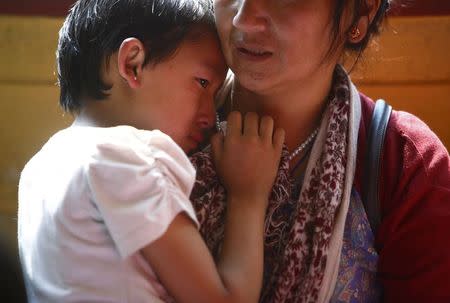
[355,94,450,302]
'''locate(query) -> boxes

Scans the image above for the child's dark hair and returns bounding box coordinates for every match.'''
[57,0,215,112]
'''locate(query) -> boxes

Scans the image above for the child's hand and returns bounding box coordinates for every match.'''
[211,111,285,203]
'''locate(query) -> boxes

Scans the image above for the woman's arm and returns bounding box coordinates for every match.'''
[141,112,284,303]
[376,110,450,302]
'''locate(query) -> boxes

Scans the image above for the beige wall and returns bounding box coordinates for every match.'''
[0,15,449,222]
[0,16,72,217]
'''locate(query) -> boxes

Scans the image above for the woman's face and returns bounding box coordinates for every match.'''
[214,0,344,93]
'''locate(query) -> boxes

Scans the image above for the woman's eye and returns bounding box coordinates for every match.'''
[197,78,209,88]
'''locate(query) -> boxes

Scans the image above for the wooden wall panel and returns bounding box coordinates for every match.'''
[0,16,62,84]
[350,15,450,153]
[0,16,67,215]
[0,83,72,213]
[351,16,450,83]
[358,83,450,149]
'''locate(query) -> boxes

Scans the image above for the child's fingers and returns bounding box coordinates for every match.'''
[211,132,224,162]
[243,112,259,137]
[259,116,274,142]
[226,111,242,137]
[273,128,285,152]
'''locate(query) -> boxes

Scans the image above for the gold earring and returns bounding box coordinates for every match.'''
[133,67,138,81]
[350,27,361,40]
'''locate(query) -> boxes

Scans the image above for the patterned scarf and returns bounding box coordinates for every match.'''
[190,65,359,302]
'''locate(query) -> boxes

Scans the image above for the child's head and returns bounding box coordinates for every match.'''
[57,0,227,152]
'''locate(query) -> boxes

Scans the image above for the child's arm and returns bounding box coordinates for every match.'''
[140,112,284,303]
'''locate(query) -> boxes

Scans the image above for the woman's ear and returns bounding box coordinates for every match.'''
[366,0,383,23]
[348,17,368,44]
[117,38,146,89]
[348,0,382,44]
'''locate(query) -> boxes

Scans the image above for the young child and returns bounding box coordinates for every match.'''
[18,0,284,302]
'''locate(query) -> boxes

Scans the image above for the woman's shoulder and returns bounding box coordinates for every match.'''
[358,93,449,193]
[358,92,450,209]
[358,92,446,147]
[358,93,450,302]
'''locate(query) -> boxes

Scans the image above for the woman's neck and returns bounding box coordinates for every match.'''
[231,67,335,152]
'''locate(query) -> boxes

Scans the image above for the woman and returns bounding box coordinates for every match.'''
[190,0,450,302]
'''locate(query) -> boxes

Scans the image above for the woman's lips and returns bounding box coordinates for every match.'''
[235,46,273,62]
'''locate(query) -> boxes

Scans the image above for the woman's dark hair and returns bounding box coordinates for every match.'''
[328,0,393,60]
[57,0,214,112]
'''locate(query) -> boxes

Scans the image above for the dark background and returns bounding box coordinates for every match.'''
[0,0,449,17]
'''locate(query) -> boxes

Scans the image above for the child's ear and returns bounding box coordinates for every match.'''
[117,38,146,89]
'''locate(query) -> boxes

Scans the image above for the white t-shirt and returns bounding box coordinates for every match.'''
[18,125,199,303]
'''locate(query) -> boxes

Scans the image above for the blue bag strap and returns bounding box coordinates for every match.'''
[362,99,392,236]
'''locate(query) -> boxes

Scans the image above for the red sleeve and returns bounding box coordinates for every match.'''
[376,106,450,302]
[356,94,450,302]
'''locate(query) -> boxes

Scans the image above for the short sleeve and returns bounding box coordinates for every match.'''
[86,128,199,259]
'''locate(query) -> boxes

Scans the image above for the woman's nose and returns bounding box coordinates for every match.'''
[232,0,268,33]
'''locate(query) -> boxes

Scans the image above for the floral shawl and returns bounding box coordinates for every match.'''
[190,65,362,302]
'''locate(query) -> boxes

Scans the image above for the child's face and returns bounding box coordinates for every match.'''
[135,29,227,153]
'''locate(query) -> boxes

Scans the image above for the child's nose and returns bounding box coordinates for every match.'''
[197,116,213,129]
[197,98,215,129]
